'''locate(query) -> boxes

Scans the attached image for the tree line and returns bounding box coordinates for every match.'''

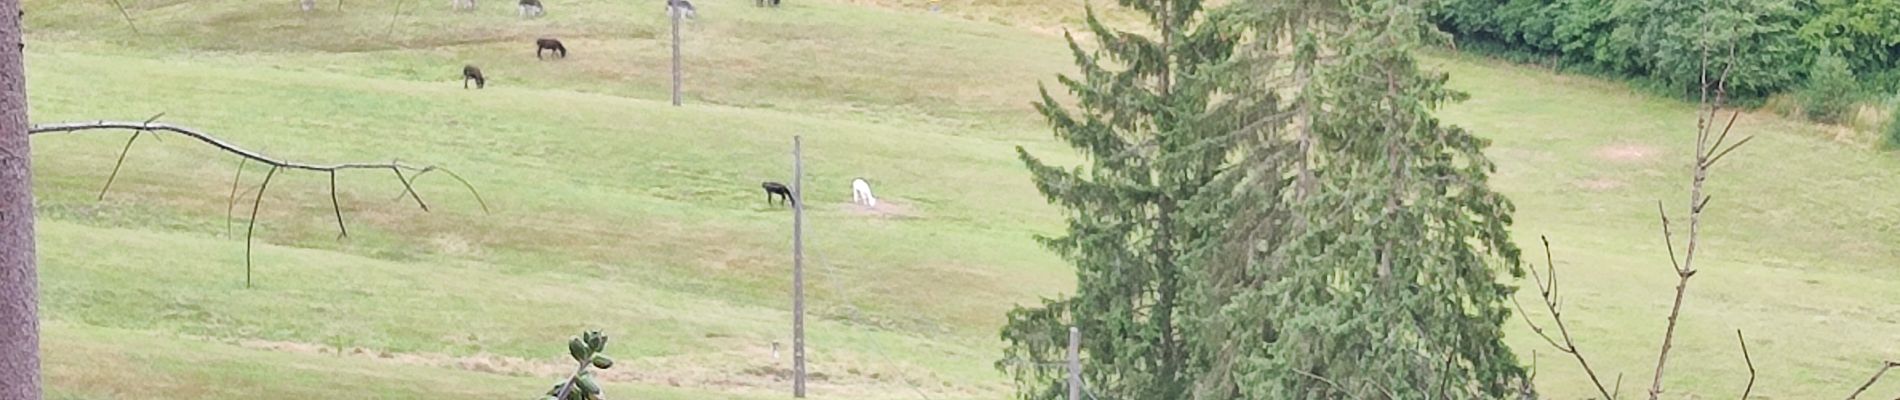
[1431,0,1898,111]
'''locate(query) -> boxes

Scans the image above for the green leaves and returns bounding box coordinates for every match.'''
[590,354,615,369]
[567,336,591,362]
[541,330,616,400]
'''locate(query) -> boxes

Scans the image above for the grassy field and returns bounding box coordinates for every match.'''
[19,0,1900,398]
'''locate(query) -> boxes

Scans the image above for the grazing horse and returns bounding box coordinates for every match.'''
[462,65,486,89]
[762,182,795,206]
[518,0,544,17]
[535,38,567,59]
[850,178,876,207]
[667,0,697,20]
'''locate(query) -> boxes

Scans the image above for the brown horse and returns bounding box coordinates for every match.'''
[462,65,486,89]
[762,182,795,206]
[535,38,567,60]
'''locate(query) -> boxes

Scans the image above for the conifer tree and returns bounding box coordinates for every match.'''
[996,0,1241,397]
[1193,0,1529,397]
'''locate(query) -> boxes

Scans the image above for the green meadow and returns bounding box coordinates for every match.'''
[20,0,1899,398]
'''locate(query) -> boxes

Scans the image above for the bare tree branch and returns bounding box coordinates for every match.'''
[28,118,486,287]
[1518,236,1618,400]
[1738,330,1754,400]
[1847,361,1900,400]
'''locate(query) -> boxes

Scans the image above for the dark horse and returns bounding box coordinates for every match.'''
[462,65,486,89]
[762,182,795,206]
[536,38,567,60]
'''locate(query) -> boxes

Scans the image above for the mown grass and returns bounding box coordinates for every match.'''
[20,0,1900,399]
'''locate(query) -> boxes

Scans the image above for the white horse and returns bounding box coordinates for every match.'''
[667,0,698,20]
[851,178,877,207]
[518,0,545,18]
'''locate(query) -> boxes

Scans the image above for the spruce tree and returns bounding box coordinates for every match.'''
[996,0,1241,397]
[1190,0,1528,397]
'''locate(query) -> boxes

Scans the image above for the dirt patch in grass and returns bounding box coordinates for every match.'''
[841,198,922,219]
[1593,144,1658,163]
[229,336,969,397]
[1574,177,1624,191]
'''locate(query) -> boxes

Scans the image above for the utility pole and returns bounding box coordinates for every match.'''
[669,2,681,106]
[1067,326,1080,400]
[791,136,806,397]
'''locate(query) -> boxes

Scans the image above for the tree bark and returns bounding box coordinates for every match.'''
[0,0,36,397]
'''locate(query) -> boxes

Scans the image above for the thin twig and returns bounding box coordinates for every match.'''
[107,0,141,35]
[1704,135,1754,169]
[1738,330,1755,400]
[391,167,429,212]
[409,167,490,214]
[245,166,279,289]
[98,130,142,201]
[1523,237,1618,400]
[226,157,247,236]
[330,171,347,239]
[1847,361,1900,400]
[1658,202,1680,271]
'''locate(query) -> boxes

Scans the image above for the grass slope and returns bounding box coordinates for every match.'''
[20,0,1900,399]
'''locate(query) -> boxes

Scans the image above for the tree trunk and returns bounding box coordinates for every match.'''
[0,0,37,397]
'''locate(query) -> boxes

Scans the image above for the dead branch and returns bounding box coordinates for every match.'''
[28,118,487,288]
[1738,330,1754,400]
[1846,361,1900,400]
[1515,236,1619,400]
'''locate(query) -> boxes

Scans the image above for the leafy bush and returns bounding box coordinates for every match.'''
[1885,99,1900,148]
[1432,0,1900,101]
[1800,52,1859,124]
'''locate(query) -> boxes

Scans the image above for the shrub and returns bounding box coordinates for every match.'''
[1885,99,1900,148]
[1800,52,1859,124]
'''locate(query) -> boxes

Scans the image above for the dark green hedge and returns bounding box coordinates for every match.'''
[1431,0,1900,101]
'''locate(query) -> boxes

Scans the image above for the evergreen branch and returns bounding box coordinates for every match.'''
[1291,369,1365,400]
